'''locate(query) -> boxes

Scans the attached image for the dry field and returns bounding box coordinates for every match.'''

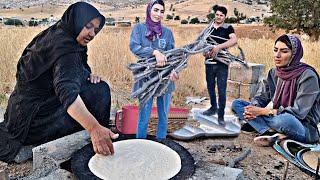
[0,3,113,19]
[0,0,268,22]
[0,25,319,180]
[0,25,319,107]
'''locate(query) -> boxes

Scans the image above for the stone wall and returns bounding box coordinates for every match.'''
[227,62,265,101]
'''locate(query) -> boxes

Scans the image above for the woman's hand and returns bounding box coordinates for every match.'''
[243,106,269,120]
[88,74,101,84]
[169,70,179,81]
[89,125,119,155]
[67,95,119,156]
[153,50,166,67]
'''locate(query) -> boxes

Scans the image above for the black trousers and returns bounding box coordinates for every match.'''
[24,81,111,145]
[205,63,229,117]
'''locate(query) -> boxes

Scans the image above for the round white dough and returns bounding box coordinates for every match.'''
[88,139,181,180]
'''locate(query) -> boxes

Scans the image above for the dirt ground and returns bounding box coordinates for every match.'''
[0,130,313,179]
[0,102,314,179]
[178,133,312,180]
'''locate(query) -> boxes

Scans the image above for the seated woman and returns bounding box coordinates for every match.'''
[232,34,320,146]
[0,2,118,163]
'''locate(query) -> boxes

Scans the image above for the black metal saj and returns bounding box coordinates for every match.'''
[127,22,248,106]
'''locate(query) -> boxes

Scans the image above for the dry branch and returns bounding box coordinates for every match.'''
[128,22,248,106]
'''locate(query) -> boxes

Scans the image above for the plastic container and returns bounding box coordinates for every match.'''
[115,105,189,134]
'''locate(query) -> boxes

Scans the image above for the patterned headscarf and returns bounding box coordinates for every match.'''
[273,34,319,108]
[145,0,164,41]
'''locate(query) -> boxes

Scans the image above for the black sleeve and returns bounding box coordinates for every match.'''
[228,25,235,35]
[52,53,84,110]
[79,52,91,79]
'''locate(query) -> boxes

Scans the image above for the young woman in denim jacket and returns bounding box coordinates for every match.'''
[129,0,179,140]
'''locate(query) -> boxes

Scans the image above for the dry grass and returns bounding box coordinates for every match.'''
[0,27,45,91]
[0,25,319,107]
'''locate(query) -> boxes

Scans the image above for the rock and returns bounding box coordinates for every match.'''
[188,160,244,180]
[239,83,259,100]
[227,80,240,99]
[227,80,259,101]
[0,169,9,180]
[208,144,224,153]
[38,169,76,180]
[274,161,284,170]
[0,161,8,171]
[229,63,265,84]
[33,130,90,170]
[31,130,90,179]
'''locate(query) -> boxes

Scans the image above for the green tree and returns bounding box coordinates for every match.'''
[265,0,320,41]
[169,4,173,11]
[135,16,140,23]
[206,13,215,22]
[105,17,115,26]
[234,8,239,18]
[166,14,173,20]
[225,17,238,24]
[190,17,200,24]
[4,18,23,26]
[233,8,246,23]
[29,20,38,26]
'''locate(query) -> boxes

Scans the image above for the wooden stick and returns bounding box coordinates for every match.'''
[282,160,289,180]
[315,157,320,180]
[228,148,251,168]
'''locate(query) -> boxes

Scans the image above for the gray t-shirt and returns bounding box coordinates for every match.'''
[251,68,320,143]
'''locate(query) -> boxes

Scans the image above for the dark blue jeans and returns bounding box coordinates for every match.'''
[231,99,307,142]
[205,63,229,117]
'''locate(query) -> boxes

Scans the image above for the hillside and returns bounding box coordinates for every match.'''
[0,0,270,22]
[0,0,148,9]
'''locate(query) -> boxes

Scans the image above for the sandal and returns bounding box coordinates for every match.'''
[254,133,287,147]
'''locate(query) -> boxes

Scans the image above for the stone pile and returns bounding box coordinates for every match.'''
[227,62,265,101]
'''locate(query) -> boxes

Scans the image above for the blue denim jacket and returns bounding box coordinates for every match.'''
[129,23,175,93]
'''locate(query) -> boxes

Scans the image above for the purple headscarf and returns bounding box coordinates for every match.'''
[273,34,319,108]
[145,0,164,41]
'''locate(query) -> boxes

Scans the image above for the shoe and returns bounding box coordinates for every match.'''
[14,145,34,163]
[241,123,256,133]
[253,133,287,147]
[202,107,217,116]
[218,116,225,126]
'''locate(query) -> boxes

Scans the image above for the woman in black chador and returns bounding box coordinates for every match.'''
[0,2,118,163]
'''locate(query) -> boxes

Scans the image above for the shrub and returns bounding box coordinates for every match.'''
[4,18,23,26]
[207,13,215,22]
[166,14,173,20]
[189,17,200,24]
[105,17,115,26]
[29,20,38,26]
[135,16,140,23]
[225,17,238,24]
[174,15,180,21]
[181,19,188,24]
